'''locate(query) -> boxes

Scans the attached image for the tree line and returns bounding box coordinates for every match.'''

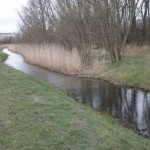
[18,0,150,62]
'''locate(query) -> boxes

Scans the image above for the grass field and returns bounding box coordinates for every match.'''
[1,50,150,149]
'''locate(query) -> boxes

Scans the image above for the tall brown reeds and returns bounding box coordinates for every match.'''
[8,44,82,74]
[124,45,150,57]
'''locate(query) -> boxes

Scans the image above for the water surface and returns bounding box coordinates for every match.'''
[3,49,150,138]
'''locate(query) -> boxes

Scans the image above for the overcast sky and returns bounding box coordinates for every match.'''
[0,0,28,33]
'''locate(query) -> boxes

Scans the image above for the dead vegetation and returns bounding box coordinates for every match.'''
[8,44,82,74]
[124,45,150,57]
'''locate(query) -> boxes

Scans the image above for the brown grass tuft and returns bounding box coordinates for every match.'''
[124,45,150,57]
[80,59,107,78]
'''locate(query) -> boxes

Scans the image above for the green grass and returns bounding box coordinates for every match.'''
[98,54,150,90]
[0,51,150,150]
[0,50,7,62]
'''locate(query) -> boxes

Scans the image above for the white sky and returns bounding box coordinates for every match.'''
[0,0,28,33]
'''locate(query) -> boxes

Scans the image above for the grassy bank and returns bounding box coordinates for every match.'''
[1,50,150,149]
[81,45,150,90]
[0,49,7,62]
[7,44,150,90]
[92,46,150,90]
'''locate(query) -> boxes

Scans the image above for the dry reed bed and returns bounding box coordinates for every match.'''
[124,45,150,57]
[8,44,82,74]
[6,44,150,78]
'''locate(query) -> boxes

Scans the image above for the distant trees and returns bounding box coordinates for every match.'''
[0,34,16,44]
[0,37,11,44]
[18,0,150,62]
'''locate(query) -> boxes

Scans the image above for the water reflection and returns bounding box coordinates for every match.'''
[3,49,150,138]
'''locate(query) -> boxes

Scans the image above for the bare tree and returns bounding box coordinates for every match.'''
[85,0,140,62]
[18,0,150,63]
[141,0,150,43]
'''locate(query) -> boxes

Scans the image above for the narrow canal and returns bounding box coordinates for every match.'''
[3,48,150,139]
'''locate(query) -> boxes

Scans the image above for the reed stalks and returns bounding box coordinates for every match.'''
[8,44,82,74]
[124,45,150,57]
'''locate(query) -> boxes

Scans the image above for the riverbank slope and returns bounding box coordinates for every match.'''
[7,44,150,90]
[1,50,150,149]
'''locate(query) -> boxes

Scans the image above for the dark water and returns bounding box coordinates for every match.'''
[3,49,150,138]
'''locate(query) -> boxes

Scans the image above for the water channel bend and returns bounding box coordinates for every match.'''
[3,49,150,138]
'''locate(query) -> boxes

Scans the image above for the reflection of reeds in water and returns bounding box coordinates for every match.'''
[8,44,82,74]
